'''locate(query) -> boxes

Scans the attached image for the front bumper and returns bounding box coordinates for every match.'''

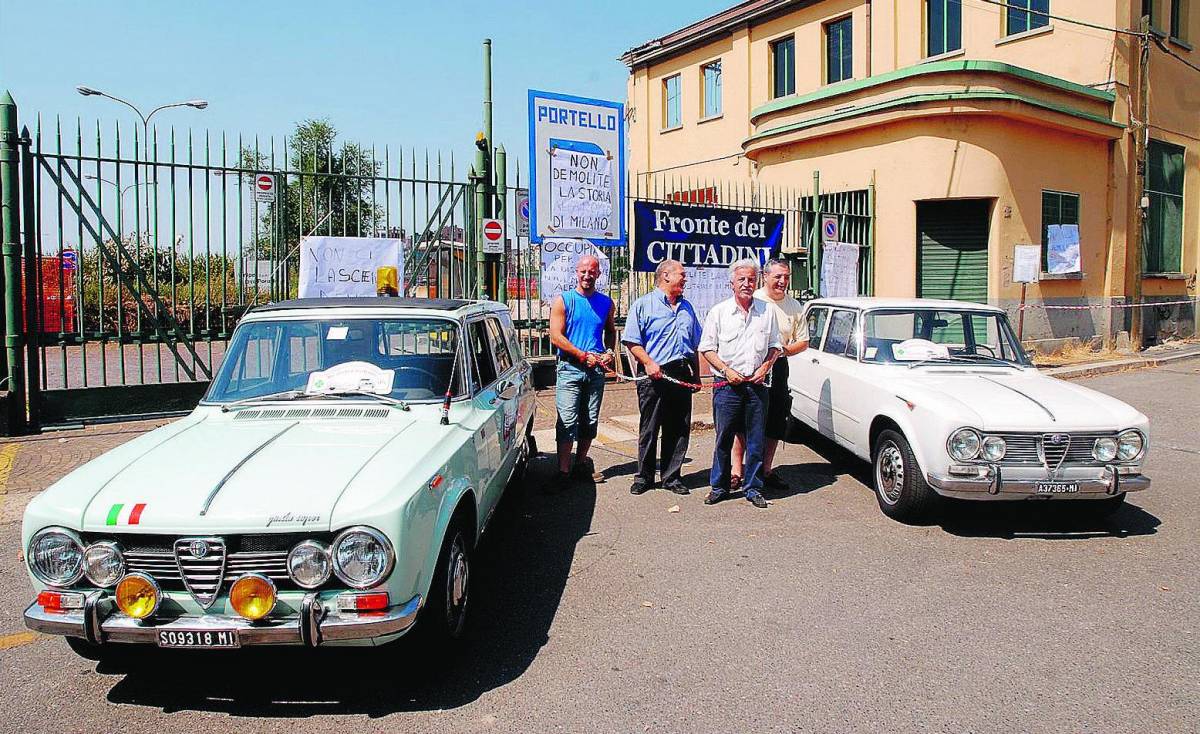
[927,463,1149,500]
[24,591,422,647]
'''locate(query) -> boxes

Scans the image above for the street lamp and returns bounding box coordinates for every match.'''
[75,86,208,126]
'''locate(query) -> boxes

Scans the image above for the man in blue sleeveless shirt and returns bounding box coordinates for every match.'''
[549,254,616,486]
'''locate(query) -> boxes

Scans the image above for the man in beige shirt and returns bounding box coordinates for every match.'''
[731,259,809,491]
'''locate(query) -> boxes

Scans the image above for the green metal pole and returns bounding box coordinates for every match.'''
[495,144,507,304]
[479,38,496,300]
[811,170,821,295]
[19,126,40,430]
[0,92,25,433]
[866,178,876,296]
[483,39,493,153]
[473,160,486,299]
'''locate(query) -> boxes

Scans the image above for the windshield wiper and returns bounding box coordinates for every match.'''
[906,354,1019,370]
[319,390,410,411]
[220,390,306,412]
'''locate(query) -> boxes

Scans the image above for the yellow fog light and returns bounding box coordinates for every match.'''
[229,574,277,621]
[115,572,161,620]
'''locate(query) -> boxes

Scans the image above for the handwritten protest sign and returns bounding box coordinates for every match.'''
[539,238,610,306]
[549,144,614,238]
[298,237,403,298]
[1046,224,1081,274]
[819,241,860,298]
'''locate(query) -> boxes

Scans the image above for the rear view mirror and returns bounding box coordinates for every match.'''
[931,318,949,328]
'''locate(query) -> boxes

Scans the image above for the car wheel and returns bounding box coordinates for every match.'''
[872,429,936,522]
[511,425,536,486]
[420,523,472,643]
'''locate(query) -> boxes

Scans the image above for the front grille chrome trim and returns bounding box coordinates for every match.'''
[174,537,227,609]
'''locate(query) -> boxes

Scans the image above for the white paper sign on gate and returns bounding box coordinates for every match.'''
[298,236,403,298]
[819,241,861,298]
[539,238,610,306]
[1013,244,1041,284]
[681,267,728,325]
[548,144,614,238]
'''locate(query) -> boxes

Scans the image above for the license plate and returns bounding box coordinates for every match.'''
[156,629,240,649]
[1036,481,1079,494]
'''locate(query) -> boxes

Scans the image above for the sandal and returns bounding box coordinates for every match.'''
[730,474,743,490]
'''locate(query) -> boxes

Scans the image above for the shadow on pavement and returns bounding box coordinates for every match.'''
[934,498,1161,540]
[100,454,595,717]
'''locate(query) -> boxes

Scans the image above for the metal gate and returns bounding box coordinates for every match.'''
[1,96,474,430]
[799,172,875,296]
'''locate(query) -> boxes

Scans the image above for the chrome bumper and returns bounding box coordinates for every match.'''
[24,591,422,647]
[927,464,1150,500]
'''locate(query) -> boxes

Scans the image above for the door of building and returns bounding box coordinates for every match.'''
[916,199,990,303]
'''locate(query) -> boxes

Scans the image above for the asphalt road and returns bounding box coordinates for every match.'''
[1,361,1197,733]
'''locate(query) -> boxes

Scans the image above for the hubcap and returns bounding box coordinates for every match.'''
[446,535,469,630]
[876,442,905,504]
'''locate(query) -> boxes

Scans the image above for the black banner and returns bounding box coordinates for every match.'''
[632,200,784,272]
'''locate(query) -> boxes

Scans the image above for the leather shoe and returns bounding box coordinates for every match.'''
[747,493,769,509]
[630,481,650,495]
[704,487,727,505]
[663,480,690,496]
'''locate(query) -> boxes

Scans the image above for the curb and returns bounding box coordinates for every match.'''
[1041,346,1200,380]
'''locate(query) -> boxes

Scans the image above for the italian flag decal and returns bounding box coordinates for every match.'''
[106,503,147,526]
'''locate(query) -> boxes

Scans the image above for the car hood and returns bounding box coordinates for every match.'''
[892,369,1147,431]
[74,415,432,533]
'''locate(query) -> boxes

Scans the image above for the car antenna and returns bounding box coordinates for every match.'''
[441,327,464,425]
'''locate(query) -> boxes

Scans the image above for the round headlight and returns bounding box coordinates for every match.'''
[1117,430,1144,462]
[28,527,85,587]
[115,572,161,619]
[981,436,1006,462]
[287,540,332,589]
[1093,437,1118,463]
[947,428,982,461]
[332,527,395,590]
[83,541,125,588]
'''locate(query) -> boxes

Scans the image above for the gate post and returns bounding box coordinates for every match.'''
[494,144,507,304]
[19,126,40,430]
[0,91,26,433]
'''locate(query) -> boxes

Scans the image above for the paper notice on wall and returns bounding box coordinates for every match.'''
[682,267,728,324]
[298,236,403,298]
[540,238,610,306]
[548,143,615,239]
[819,241,860,298]
[1046,224,1081,274]
[1012,244,1041,284]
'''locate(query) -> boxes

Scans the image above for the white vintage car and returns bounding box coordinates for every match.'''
[788,297,1150,521]
[23,297,536,658]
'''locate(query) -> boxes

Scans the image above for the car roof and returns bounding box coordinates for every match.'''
[244,297,505,321]
[806,297,1005,313]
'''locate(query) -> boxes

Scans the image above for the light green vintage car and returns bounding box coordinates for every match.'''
[23,297,537,657]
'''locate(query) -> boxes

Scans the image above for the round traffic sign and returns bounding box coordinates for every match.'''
[823,218,837,239]
[483,220,504,242]
[519,199,529,220]
[256,174,274,192]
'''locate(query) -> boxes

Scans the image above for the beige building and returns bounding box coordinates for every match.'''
[621,0,1198,345]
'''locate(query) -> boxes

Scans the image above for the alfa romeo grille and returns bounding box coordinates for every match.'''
[1041,434,1070,473]
[174,538,227,608]
[994,432,1117,468]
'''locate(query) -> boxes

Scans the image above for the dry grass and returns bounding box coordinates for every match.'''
[1029,338,1130,367]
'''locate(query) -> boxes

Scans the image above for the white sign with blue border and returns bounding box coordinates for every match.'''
[528,90,625,246]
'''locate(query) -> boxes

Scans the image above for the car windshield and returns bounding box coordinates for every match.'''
[204,317,464,403]
[861,309,1030,366]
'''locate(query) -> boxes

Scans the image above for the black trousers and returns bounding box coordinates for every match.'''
[635,360,694,485]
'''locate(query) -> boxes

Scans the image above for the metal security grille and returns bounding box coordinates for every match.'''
[917,199,990,303]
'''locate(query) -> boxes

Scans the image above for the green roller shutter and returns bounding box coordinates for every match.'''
[917,199,990,303]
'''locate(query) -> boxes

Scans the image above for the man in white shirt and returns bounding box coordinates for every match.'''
[698,259,782,508]
[731,258,809,491]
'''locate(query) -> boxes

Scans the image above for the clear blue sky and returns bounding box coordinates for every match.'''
[0,0,729,174]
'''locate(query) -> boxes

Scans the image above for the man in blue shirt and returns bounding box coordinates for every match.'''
[622,259,701,496]
[549,255,616,487]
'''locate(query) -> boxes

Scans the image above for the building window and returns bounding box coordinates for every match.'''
[1144,0,1167,34]
[1145,140,1185,273]
[1171,0,1190,40]
[1041,191,1080,272]
[927,0,963,57]
[662,74,681,129]
[826,16,853,83]
[701,60,722,118]
[1006,0,1049,36]
[771,35,796,98]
